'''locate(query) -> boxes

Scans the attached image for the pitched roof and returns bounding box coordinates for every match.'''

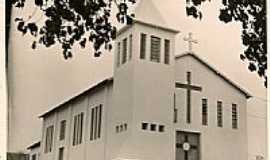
[117,20,180,37]
[117,0,180,37]
[27,141,40,150]
[134,0,167,27]
[175,52,252,99]
[39,77,113,118]
[39,53,251,118]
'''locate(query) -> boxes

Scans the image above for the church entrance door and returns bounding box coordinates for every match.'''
[176,131,200,160]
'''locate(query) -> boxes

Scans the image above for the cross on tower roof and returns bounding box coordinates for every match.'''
[183,32,198,52]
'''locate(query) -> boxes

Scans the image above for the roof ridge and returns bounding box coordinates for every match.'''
[39,77,113,118]
[134,0,167,27]
[175,52,252,98]
[40,54,251,118]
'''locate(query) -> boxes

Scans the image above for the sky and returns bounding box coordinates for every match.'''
[7,0,267,158]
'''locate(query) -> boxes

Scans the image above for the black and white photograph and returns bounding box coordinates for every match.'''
[1,0,268,160]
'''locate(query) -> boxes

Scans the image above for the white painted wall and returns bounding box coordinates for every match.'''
[174,55,248,160]
[130,23,177,160]
[39,22,249,160]
[107,25,136,160]
[39,84,112,160]
[247,98,266,160]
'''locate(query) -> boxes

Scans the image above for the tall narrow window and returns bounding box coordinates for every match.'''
[164,39,170,64]
[150,36,161,62]
[31,154,37,160]
[90,105,103,141]
[202,99,208,125]
[79,113,84,143]
[140,33,146,59]
[217,101,223,127]
[59,120,66,140]
[94,107,98,139]
[122,38,127,64]
[232,104,238,129]
[44,125,54,153]
[98,105,103,138]
[58,147,64,160]
[73,112,84,146]
[186,72,191,124]
[129,34,132,60]
[173,93,178,123]
[90,107,94,140]
[73,115,77,145]
[117,42,121,67]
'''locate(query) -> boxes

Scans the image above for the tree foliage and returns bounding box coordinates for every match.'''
[11,0,267,86]
[186,0,267,87]
[12,0,135,58]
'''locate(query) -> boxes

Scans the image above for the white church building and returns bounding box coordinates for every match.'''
[29,1,252,160]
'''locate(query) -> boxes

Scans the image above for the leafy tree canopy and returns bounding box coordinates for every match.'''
[186,0,267,87]
[11,0,267,86]
[13,0,136,58]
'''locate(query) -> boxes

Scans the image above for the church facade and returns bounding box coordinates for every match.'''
[34,2,251,160]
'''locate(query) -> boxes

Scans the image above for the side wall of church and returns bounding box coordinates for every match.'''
[40,83,113,160]
[174,55,247,160]
[84,84,112,160]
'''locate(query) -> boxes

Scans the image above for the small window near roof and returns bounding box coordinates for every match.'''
[142,123,148,130]
[150,124,156,131]
[158,125,165,132]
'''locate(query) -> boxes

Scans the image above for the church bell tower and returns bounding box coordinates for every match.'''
[110,1,179,160]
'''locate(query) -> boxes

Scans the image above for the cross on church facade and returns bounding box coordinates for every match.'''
[183,32,198,52]
[175,72,202,123]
